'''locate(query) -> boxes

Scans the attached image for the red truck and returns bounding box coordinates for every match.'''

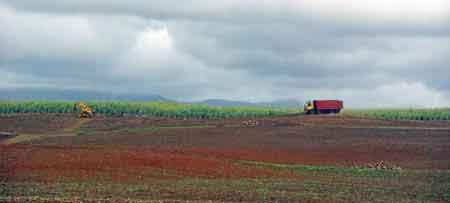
[304,100,343,114]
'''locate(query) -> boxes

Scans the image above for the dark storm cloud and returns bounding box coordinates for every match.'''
[168,20,450,90]
[5,0,450,34]
[1,1,449,107]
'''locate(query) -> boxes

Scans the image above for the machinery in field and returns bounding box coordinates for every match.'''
[304,100,343,114]
[74,102,95,118]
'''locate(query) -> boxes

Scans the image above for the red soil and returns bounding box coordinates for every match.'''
[1,114,450,183]
[2,145,296,182]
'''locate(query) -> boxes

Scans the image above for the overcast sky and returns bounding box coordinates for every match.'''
[1,1,450,107]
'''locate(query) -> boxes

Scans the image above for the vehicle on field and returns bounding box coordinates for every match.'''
[74,102,95,118]
[304,100,343,114]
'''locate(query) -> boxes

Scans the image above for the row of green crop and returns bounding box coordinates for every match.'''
[345,108,450,121]
[0,101,298,119]
[2,100,449,120]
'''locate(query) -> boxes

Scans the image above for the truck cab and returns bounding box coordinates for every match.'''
[304,100,315,114]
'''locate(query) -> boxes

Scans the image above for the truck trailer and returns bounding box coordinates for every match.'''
[304,100,343,114]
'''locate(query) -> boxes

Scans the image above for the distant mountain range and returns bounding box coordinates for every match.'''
[196,99,302,108]
[0,88,302,108]
[0,88,169,102]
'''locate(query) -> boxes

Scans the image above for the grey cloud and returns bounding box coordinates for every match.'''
[0,5,144,79]
[168,19,450,91]
[0,1,449,107]
[3,0,450,35]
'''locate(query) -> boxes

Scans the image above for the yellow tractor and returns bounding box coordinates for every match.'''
[74,102,95,118]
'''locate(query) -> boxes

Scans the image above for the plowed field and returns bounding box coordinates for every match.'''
[1,114,450,202]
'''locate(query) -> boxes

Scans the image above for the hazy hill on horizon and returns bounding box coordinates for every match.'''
[0,88,169,102]
[196,99,302,108]
[0,88,302,109]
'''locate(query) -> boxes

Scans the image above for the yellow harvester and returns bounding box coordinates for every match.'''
[74,102,95,118]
